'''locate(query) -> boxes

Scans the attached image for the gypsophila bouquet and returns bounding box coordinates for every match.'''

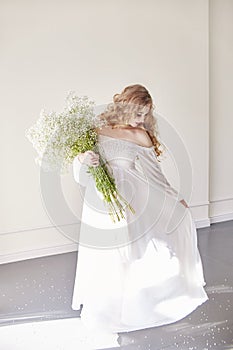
[25,91,135,223]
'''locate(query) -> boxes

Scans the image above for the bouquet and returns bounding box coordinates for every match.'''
[25,91,135,223]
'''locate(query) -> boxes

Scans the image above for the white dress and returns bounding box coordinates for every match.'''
[71,134,208,333]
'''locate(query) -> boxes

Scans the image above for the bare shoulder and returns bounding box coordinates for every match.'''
[126,128,153,147]
[95,125,114,136]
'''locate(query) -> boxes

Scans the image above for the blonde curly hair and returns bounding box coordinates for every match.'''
[97,84,164,160]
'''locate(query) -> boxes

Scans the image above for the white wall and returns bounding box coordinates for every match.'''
[0,0,229,264]
[209,0,233,223]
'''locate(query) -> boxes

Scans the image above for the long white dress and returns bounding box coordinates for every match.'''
[71,134,208,333]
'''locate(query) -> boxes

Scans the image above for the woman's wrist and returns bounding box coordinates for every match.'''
[76,153,84,164]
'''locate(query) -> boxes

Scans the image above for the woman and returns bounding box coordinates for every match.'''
[71,84,208,333]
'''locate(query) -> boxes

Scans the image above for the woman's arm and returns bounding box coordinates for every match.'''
[156,161,189,207]
[73,156,90,187]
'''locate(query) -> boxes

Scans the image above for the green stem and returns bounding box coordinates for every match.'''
[88,163,135,222]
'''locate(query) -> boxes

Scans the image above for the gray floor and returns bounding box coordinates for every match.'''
[0,220,233,349]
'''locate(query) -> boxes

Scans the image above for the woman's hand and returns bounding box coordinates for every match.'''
[77,151,100,167]
[180,199,189,208]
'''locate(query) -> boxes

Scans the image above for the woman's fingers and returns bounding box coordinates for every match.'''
[83,151,100,166]
[179,199,189,208]
[89,152,99,166]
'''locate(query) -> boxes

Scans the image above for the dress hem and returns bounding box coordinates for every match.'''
[72,294,209,334]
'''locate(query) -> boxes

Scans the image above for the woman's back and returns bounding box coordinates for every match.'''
[96,125,154,149]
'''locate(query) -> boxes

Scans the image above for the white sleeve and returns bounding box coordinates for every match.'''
[73,156,91,187]
[135,152,184,202]
[156,161,184,201]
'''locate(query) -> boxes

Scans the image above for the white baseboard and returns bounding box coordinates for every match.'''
[210,212,233,224]
[193,197,233,228]
[209,196,233,225]
[0,243,78,265]
[194,218,211,229]
[0,224,79,265]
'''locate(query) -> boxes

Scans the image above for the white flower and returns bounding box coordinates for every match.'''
[25,92,101,174]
